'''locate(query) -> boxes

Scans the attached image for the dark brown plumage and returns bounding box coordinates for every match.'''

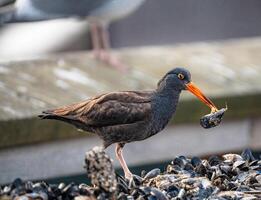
[39,68,218,179]
[40,91,153,147]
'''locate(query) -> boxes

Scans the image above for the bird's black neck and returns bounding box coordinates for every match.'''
[150,87,181,135]
[153,86,181,115]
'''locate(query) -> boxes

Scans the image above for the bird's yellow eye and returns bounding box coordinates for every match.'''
[178,73,185,80]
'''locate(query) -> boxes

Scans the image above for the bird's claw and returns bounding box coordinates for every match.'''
[125,172,133,181]
[126,174,143,188]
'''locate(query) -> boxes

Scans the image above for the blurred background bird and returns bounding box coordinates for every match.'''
[0,0,146,71]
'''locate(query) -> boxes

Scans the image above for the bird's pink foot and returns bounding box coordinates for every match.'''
[123,168,133,180]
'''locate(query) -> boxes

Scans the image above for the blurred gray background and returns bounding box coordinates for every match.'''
[111,0,261,47]
[0,0,261,59]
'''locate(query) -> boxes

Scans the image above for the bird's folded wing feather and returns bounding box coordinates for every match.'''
[44,91,153,127]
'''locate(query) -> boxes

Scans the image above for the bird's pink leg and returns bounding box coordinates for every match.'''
[115,143,132,180]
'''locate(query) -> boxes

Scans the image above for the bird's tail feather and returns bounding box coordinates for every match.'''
[38,110,86,130]
[38,110,71,122]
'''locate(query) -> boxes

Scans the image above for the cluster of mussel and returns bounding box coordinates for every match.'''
[1,148,260,200]
[0,179,93,200]
[115,149,261,200]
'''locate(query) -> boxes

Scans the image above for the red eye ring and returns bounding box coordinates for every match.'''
[178,73,185,80]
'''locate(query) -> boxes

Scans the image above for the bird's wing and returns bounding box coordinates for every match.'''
[41,91,153,127]
[28,0,108,17]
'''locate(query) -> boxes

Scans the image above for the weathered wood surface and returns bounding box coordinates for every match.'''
[0,37,261,148]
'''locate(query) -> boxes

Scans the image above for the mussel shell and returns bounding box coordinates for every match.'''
[150,187,168,200]
[144,168,161,180]
[200,108,227,129]
[241,148,256,162]
[191,156,202,168]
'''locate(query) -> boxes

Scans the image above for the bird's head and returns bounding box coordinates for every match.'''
[158,67,218,112]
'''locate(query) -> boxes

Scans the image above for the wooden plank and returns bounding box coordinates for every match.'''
[1,37,261,148]
[0,93,260,149]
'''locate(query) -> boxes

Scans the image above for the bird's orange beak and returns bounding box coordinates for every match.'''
[186,82,218,113]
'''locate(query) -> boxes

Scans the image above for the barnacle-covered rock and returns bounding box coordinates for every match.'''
[84,146,117,194]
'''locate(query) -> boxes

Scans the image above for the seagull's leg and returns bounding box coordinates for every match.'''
[89,22,102,58]
[91,23,130,72]
[90,21,129,72]
[115,143,132,180]
[100,24,110,51]
[100,24,129,72]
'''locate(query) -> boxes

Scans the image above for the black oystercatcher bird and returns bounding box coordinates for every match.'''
[0,0,146,71]
[39,68,218,179]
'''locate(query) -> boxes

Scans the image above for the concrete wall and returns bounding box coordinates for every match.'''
[111,0,261,47]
